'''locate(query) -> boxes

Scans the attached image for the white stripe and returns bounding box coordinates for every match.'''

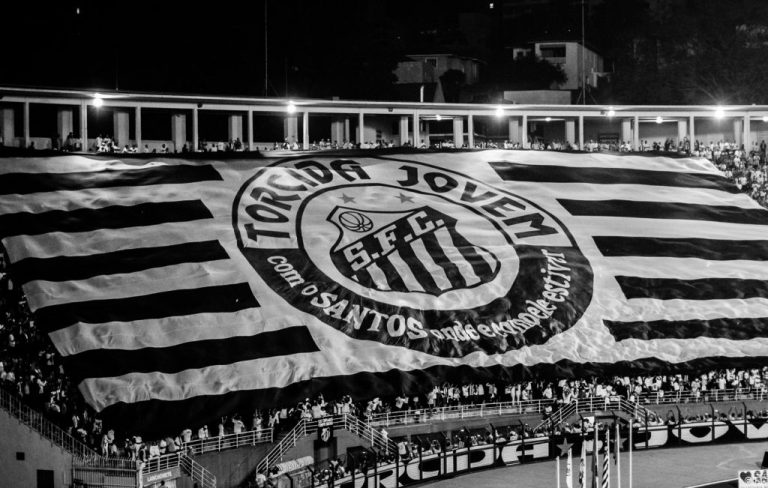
[386,250,425,292]
[434,226,480,286]
[0,157,183,175]
[49,311,306,356]
[365,262,391,291]
[520,183,761,207]
[474,245,498,272]
[22,259,244,311]
[410,239,452,291]
[603,256,768,281]
[405,150,721,174]
[606,298,768,323]
[2,220,228,260]
[573,218,768,241]
[0,183,217,215]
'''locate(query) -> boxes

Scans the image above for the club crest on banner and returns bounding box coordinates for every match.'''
[234,157,594,357]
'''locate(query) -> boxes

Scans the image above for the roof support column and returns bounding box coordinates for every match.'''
[303,111,310,150]
[522,114,528,149]
[80,101,88,152]
[172,113,187,153]
[248,109,254,152]
[56,108,73,149]
[357,112,364,145]
[733,118,743,148]
[331,118,344,146]
[467,114,474,148]
[399,116,409,146]
[135,106,142,152]
[228,114,244,147]
[689,115,695,153]
[283,115,298,146]
[508,117,519,144]
[413,111,420,148]
[621,119,632,147]
[23,101,30,149]
[634,115,640,151]
[0,107,14,148]
[114,110,130,149]
[344,118,350,143]
[578,115,584,150]
[565,119,576,148]
[744,114,751,152]
[192,107,199,152]
[453,116,464,148]
[677,119,687,146]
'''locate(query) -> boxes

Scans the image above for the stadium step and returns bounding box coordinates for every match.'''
[0,387,98,460]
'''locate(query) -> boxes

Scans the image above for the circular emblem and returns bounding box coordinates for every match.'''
[233,157,593,358]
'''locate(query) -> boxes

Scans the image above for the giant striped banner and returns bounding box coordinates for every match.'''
[1,149,767,433]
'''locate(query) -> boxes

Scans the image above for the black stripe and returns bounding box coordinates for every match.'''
[604,317,768,341]
[11,240,229,284]
[352,267,375,289]
[0,200,213,238]
[421,232,467,289]
[99,355,768,437]
[37,283,258,332]
[616,276,768,301]
[593,236,768,261]
[375,256,408,292]
[0,165,222,195]
[558,199,768,225]
[396,242,441,295]
[446,226,495,279]
[491,161,739,193]
[62,326,318,381]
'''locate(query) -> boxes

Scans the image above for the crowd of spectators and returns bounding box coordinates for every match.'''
[7,129,768,211]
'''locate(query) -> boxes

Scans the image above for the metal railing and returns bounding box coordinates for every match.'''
[634,386,767,404]
[364,399,556,427]
[535,396,652,432]
[181,427,273,455]
[255,418,309,475]
[341,413,397,454]
[0,386,98,460]
[255,414,398,476]
[180,454,217,488]
[140,452,216,488]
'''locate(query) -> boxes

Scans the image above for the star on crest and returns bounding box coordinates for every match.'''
[340,194,356,203]
[557,439,573,456]
[396,193,414,204]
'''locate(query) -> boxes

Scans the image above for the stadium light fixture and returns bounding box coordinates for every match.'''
[655,116,663,124]
[714,107,725,119]
[93,94,104,108]
[286,101,297,113]
[606,107,616,117]
[436,114,442,121]
[495,106,504,118]
[545,117,552,122]
[763,116,768,123]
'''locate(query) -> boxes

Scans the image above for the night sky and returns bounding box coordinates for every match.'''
[4,0,502,97]
[6,1,768,105]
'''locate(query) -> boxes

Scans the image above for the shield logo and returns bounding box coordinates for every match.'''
[321,427,331,442]
[328,206,500,296]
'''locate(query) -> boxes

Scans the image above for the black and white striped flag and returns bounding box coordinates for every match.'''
[1,150,767,432]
